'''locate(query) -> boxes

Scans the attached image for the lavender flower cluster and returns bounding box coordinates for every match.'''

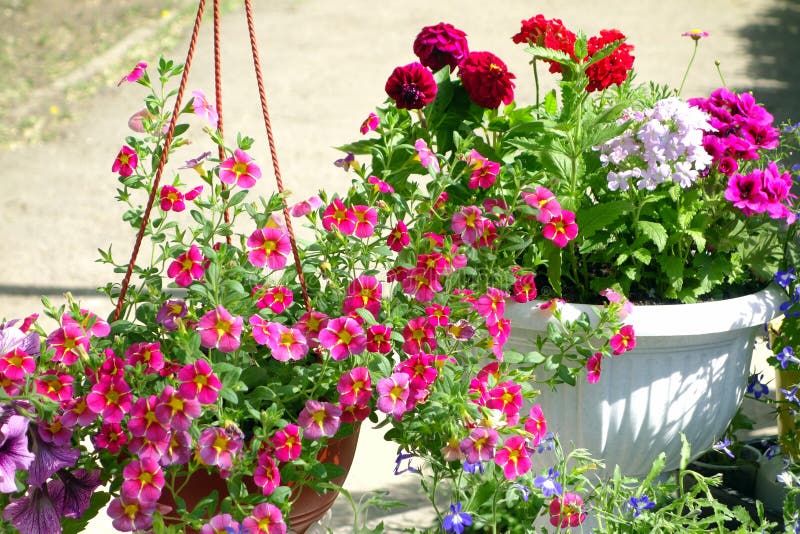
[596,97,714,191]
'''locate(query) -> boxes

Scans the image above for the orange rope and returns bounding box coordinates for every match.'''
[114,0,207,322]
[244,0,311,313]
[213,0,232,238]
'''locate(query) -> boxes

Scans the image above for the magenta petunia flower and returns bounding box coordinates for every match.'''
[124,341,164,374]
[414,138,440,172]
[37,416,73,447]
[0,415,35,493]
[401,316,437,355]
[156,299,187,331]
[542,209,578,248]
[191,89,219,129]
[322,197,357,235]
[342,275,382,318]
[465,149,500,189]
[318,316,367,361]
[247,227,291,269]
[525,404,547,447]
[107,495,156,532]
[522,186,562,223]
[85,376,132,423]
[337,366,373,406]
[155,385,201,431]
[112,145,139,177]
[35,372,74,403]
[92,422,128,454]
[610,324,636,355]
[198,426,243,470]
[459,426,498,463]
[452,205,486,246]
[512,273,538,303]
[376,372,411,419]
[254,285,294,313]
[219,148,261,189]
[459,51,515,108]
[256,320,308,362]
[253,452,281,496]
[45,322,89,366]
[586,352,603,384]
[289,194,324,217]
[352,204,378,238]
[413,22,469,72]
[494,435,531,480]
[177,359,222,404]
[297,400,341,440]
[549,492,587,528]
[162,429,193,466]
[367,175,394,194]
[366,324,393,354]
[485,381,523,424]
[117,61,147,86]
[167,244,205,287]
[197,305,243,353]
[242,502,286,534]
[360,112,380,134]
[127,395,169,443]
[271,424,302,462]
[200,514,242,534]
[121,457,164,503]
[384,62,437,110]
[0,348,36,382]
[159,185,186,212]
[387,220,411,252]
[60,397,97,428]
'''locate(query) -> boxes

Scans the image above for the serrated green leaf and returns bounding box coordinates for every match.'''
[632,248,652,265]
[576,200,633,238]
[637,220,668,252]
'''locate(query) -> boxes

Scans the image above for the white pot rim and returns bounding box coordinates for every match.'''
[506,284,784,337]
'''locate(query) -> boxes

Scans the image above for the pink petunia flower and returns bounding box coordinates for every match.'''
[376,372,411,419]
[45,322,89,366]
[610,324,636,355]
[414,138,440,172]
[289,195,323,217]
[127,395,169,443]
[253,452,281,496]
[200,514,242,534]
[352,204,379,238]
[262,320,308,362]
[494,435,531,479]
[159,185,186,212]
[521,186,562,223]
[297,400,341,440]
[121,457,164,503]
[247,227,291,269]
[112,145,138,177]
[117,61,147,86]
[322,197,357,235]
[360,112,379,134]
[512,273,538,303]
[542,209,579,248]
[197,305,243,353]
[219,149,262,189]
[156,385,201,432]
[85,376,132,423]
[549,492,587,528]
[198,426,243,471]
[342,275,383,318]
[93,423,128,454]
[465,149,500,189]
[525,404,547,447]
[318,316,367,360]
[167,244,205,287]
[271,424,302,462]
[242,502,286,534]
[387,220,411,252]
[191,89,219,129]
[451,205,485,246]
[338,367,373,406]
[124,341,164,374]
[366,324,393,354]
[586,352,603,383]
[177,359,222,404]
[107,496,156,532]
[459,426,498,463]
[368,175,394,194]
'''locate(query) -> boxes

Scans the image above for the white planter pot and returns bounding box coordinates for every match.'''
[506,285,783,477]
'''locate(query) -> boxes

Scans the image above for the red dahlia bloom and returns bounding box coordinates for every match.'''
[384,62,438,110]
[413,22,469,72]
[458,51,516,109]
[512,14,577,74]
[585,29,635,92]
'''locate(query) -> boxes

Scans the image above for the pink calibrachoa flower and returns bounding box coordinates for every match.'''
[112,145,138,177]
[341,403,371,423]
[0,348,35,381]
[426,304,450,327]
[129,434,170,462]
[191,89,219,129]
[298,400,341,440]
[247,226,291,270]
[127,395,169,442]
[159,185,198,212]
[549,492,587,528]
[121,457,164,503]
[177,359,222,404]
[271,424,302,462]
[343,275,383,317]
[414,138,440,172]
[474,287,508,324]
[197,305,243,353]
[85,376,131,423]
[242,502,287,534]
[46,322,89,366]
[156,385,201,431]
[37,416,72,447]
[60,397,97,428]
[338,367,373,406]
[167,244,205,287]
[156,299,187,330]
[376,372,411,419]
[610,324,637,355]
[402,316,437,355]
[219,148,262,189]
[441,436,466,462]
[65,308,110,338]
[522,186,562,223]
[296,310,329,349]
[600,288,635,319]
[289,194,323,217]
[525,404,548,447]
[107,496,156,532]
[198,426,243,470]
[117,61,147,86]
[262,321,308,362]
[322,197,357,235]
[93,422,128,454]
[360,112,379,134]
[452,205,486,246]
[465,149,501,189]
[512,273,538,303]
[253,452,281,495]
[460,426,499,463]
[124,341,164,374]
[542,209,579,247]
[200,514,242,534]
[366,324,393,354]
[352,204,379,238]
[448,319,476,341]
[387,220,411,252]
[254,285,294,313]
[35,371,74,403]
[494,435,532,479]
[318,316,367,361]
[368,175,394,194]
[586,352,603,384]
[485,381,523,425]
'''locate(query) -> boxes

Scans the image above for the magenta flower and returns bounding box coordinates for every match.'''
[525,404,547,447]
[414,138,440,172]
[92,423,128,454]
[253,453,281,496]
[322,197,357,235]
[121,457,164,503]
[586,352,603,384]
[159,185,186,212]
[549,492,587,528]
[219,148,262,189]
[127,395,168,442]
[45,322,89,366]
[522,186,562,223]
[162,430,193,466]
[256,320,308,362]
[271,424,302,462]
[0,414,35,493]
[542,209,579,248]
[124,341,164,374]
[452,205,485,246]
[0,349,34,383]
[725,171,768,215]
[368,175,394,194]
[156,299,187,331]
[318,316,366,361]
[255,285,294,313]
[156,385,201,431]
[107,495,156,531]
[298,400,341,440]
[682,29,709,40]
[376,372,411,419]
[610,324,636,355]
[289,194,324,217]
[494,435,532,480]
[352,204,379,238]
[198,426,243,470]
[247,227,291,269]
[387,221,411,252]
[117,61,147,86]
[413,22,469,71]
[37,416,73,447]
[401,316,437,355]
[342,275,383,317]
[191,89,219,129]
[459,427,498,463]
[384,62,437,110]
[485,381,523,424]
[366,324,393,354]
[360,112,380,134]
[167,244,205,287]
[85,376,131,423]
[35,372,74,403]
[112,145,138,177]
[177,359,222,404]
[337,366,373,406]
[242,502,286,534]
[512,273,538,303]
[200,514,242,534]
[466,149,500,189]
[197,305,243,353]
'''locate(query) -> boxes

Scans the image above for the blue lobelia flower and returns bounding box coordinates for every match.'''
[775,268,797,288]
[533,467,563,498]
[776,347,800,370]
[746,373,769,399]
[443,502,472,534]
[713,437,735,459]
[627,495,656,517]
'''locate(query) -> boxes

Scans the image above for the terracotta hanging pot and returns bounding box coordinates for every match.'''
[160,424,360,533]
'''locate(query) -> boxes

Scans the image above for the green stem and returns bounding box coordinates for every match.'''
[677,40,699,96]
[532,59,540,113]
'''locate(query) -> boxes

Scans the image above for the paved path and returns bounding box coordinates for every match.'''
[1,0,797,531]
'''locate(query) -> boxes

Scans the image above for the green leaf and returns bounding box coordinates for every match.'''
[544,245,563,296]
[632,248,652,265]
[637,220,668,252]
[544,89,558,115]
[576,200,633,238]
[63,491,112,534]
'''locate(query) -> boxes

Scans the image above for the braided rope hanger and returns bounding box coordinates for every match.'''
[114,0,310,321]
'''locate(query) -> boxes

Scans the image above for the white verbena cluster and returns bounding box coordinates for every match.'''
[596,97,714,191]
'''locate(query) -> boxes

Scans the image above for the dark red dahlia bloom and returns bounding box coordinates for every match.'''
[458,51,516,109]
[413,22,469,72]
[385,62,438,110]
[512,14,577,74]
[585,29,635,92]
